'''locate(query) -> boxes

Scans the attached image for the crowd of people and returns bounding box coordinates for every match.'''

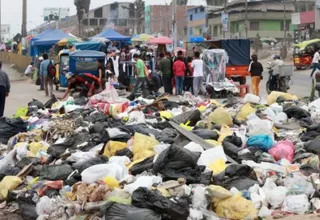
[25,42,210,101]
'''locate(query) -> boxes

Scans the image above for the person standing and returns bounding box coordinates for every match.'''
[249,54,263,96]
[128,54,147,100]
[311,48,320,78]
[159,53,172,95]
[184,56,194,93]
[173,57,186,96]
[0,62,10,117]
[40,53,53,97]
[192,51,206,96]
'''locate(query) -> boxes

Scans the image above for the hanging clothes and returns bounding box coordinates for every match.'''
[112,56,120,78]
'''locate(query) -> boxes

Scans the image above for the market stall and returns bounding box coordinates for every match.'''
[28,29,71,56]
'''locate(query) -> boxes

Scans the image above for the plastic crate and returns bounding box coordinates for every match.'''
[279,65,293,77]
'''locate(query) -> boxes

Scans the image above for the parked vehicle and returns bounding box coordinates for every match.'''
[55,49,70,90]
[54,50,105,89]
[187,39,251,85]
[293,39,320,70]
[266,64,293,94]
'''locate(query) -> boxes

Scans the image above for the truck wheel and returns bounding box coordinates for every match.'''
[239,77,246,85]
[266,81,271,94]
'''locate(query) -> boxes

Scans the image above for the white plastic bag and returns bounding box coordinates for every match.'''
[243,94,260,104]
[268,186,288,208]
[263,107,277,121]
[127,111,146,125]
[192,186,208,210]
[275,112,288,124]
[67,151,96,165]
[184,142,204,153]
[197,146,227,167]
[270,103,283,115]
[109,156,131,165]
[258,206,273,218]
[308,98,320,111]
[124,176,162,194]
[282,194,310,214]
[154,143,170,154]
[247,118,274,138]
[81,162,128,184]
[36,196,53,216]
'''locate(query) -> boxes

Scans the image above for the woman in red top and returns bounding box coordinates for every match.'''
[173,57,186,95]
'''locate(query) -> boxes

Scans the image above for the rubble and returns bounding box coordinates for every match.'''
[0,87,320,220]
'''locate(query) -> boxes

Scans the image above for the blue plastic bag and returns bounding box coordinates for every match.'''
[247,135,274,152]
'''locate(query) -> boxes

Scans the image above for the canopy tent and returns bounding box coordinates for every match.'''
[73,41,107,52]
[93,29,131,41]
[29,29,71,56]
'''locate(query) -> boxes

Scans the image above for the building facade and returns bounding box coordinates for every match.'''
[186,6,206,40]
[145,5,193,40]
[32,2,138,36]
[207,0,296,39]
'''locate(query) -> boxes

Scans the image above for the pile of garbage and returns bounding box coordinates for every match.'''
[2,86,320,220]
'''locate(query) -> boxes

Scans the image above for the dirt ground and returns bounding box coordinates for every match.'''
[266,213,320,220]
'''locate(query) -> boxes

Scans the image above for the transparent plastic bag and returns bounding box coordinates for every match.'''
[282,194,310,214]
[284,173,315,196]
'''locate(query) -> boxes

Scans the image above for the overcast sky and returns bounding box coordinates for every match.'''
[2,0,206,36]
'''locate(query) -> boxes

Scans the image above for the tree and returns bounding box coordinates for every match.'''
[74,0,91,37]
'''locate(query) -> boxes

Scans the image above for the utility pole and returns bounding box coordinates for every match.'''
[172,0,177,50]
[22,0,27,37]
[0,0,2,42]
[245,0,248,39]
[284,0,287,46]
[134,1,137,35]
[223,0,227,39]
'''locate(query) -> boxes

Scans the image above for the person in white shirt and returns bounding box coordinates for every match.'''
[130,45,141,62]
[311,48,320,77]
[191,51,206,96]
[24,62,35,77]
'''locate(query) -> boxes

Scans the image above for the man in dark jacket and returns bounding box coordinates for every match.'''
[249,54,263,96]
[159,53,173,95]
[0,62,10,117]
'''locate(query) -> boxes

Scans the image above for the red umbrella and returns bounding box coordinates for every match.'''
[149,36,173,45]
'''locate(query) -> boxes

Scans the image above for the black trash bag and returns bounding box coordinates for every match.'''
[89,121,109,134]
[0,117,27,144]
[153,145,211,184]
[305,139,320,155]
[44,95,58,109]
[72,156,108,173]
[225,164,256,179]
[300,131,320,142]
[116,148,134,159]
[27,106,39,116]
[16,190,38,220]
[284,106,310,119]
[276,96,287,103]
[222,141,241,159]
[15,157,42,169]
[120,124,160,137]
[47,138,75,158]
[104,202,162,220]
[300,117,314,128]
[39,164,73,181]
[156,128,178,143]
[74,97,89,106]
[235,152,259,163]
[131,187,190,220]
[223,133,243,147]
[171,110,201,126]
[130,156,155,175]
[222,177,259,191]
[0,165,20,181]
[192,129,219,140]
[28,99,45,109]
[223,96,239,108]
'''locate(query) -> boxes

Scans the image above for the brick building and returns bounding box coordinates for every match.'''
[145,5,194,40]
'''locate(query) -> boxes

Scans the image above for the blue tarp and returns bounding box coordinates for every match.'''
[73,41,107,52]
[69,50,106,58]
[29,29,71,56]
[189,36,204,43]
[94,29,131,41]
[220,39,250,66]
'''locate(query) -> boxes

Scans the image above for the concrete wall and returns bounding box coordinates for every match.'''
[0,52,32,73]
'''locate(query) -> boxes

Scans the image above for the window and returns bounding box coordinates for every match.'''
[100,19,107,26]
[90,19,98,26]
[190,15,193,21]
[118,19,127,27]
[94,8,103,18]
[213,26,218,36]
[281,21,290,31]
[189,28,193,36]
[250,21,259,31]
[200,7,205,12]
